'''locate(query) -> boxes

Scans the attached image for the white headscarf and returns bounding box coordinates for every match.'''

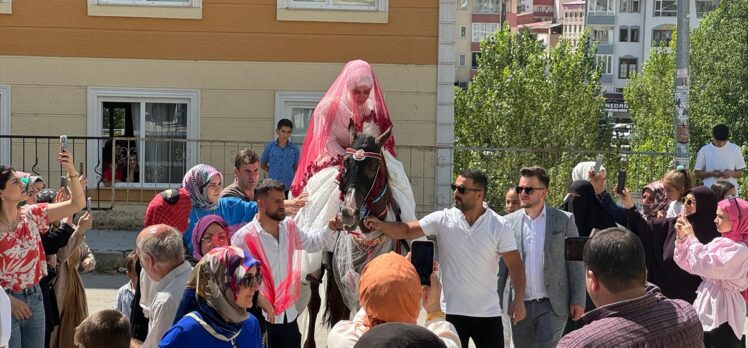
[0,290,10,348]
[571,161,606,182]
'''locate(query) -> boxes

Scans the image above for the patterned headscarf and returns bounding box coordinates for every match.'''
[35,189,58,204]
[641,181,669,221]
[358,252,422,328]
[182,164,223,211]
[191,215,229,261]
[195,246,260,326]
[717,198,748,245]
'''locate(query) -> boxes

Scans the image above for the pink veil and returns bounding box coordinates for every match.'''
[290,60,397,197]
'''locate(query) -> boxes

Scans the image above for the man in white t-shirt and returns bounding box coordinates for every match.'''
[364,169,527,348]
[694,124,746,192]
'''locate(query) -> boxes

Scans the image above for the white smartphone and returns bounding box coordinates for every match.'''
[60,135,68,150]
[593,154,604,174]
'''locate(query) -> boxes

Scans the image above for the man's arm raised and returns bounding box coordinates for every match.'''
[364,216,425,240]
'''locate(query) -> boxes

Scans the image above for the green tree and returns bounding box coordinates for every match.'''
[623,39,677,188]
[454,27,607,208]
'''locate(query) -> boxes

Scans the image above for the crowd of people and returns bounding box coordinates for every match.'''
[0,59,746,348]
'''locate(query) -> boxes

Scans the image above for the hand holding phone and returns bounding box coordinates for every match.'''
[86,197,92,213]
[615,170,627,194]
[411,241,435,286]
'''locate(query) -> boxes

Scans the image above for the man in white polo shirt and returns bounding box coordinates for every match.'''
[365,169,526,348]
[694,123,746,193]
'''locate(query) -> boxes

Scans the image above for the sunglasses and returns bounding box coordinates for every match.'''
[241,272,263,288]
[515,186,546,195]
[201,233,229,246]
[451,184,483,194]
[679,197,696,206]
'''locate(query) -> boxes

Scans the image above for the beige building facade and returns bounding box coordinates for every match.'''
[0,0,457,219]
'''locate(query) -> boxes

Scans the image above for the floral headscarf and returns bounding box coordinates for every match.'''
[191,215,229,261]
[641,181,669,221]
[195,246,260,333]
[182,164,223,211]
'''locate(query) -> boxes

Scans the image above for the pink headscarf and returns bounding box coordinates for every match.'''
[290,60,396,196]
[191,215,229,261]
[717,198,748,245]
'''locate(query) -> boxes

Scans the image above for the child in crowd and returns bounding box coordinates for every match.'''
[114,252,138,321]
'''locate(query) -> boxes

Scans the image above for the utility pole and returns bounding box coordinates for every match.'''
[674,0,690,169]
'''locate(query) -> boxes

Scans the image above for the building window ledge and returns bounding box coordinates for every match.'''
[87,0,202,19]
[277,0,387,23]
[0,1,11,14]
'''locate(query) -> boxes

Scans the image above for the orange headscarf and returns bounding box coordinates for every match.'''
[358,252,423,328]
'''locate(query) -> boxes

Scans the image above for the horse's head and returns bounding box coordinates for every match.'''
[339,119,391,231]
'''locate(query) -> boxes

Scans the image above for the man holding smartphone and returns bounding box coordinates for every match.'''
[365,169,526,348]
[694,124,746,194]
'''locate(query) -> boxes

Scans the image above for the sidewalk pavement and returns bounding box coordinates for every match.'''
[86,229,139,272]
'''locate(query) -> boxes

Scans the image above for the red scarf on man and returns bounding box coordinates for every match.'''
[242,219,302,314]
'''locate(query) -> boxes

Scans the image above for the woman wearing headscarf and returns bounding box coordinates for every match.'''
[159,246,263,348]
[640,181,669,221]
[674,198,748,347]
[560,180,617,237]
[182,164,258,254]
[25,176,45,205]
[173,215,231,323]
[617,185,721,303]
[327,252,460,348]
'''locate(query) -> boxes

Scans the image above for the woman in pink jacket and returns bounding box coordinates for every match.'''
[674,197,748,348]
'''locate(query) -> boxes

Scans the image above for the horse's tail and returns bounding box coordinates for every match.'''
[322,251,350,328]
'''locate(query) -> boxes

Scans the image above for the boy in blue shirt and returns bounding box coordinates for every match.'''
[261,119,299,197]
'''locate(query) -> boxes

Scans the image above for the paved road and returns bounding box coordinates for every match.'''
[82,273,747,347]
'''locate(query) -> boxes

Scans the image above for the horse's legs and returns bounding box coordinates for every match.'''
[303,268,324,348]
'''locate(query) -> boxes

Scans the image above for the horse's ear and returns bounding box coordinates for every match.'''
[376,127,392,148]
[348,118,357,145]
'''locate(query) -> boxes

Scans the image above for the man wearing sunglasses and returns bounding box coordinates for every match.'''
[498,166,585,348]
[365,169,526,348]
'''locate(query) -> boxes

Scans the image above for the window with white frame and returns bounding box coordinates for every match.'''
[654,0,677,16]
[589,0,614,15]
[92,0,199,6]
[459,54,466,67]
[87,88,199,188]
[275,92,324,146]
[0,0,11,14]
[596,55,613,75]
[281,0,385,11]
[474,0,499,14]
[0,86,10,165]
[619,27,629,42]
[630,27,640,42]
[652,28,673,46]
[460,0,468,10]
[472,23,500,43]
[460,26,467,38]
[620,0,640,12]
[590,26,613,44]
[696,0,719,17]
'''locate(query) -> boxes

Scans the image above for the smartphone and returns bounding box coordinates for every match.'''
[565,237,589,261]
[59,135,68,150]
[60,176,68,189]
[411,240,434,286]
[86,197,92,213]
[593,154,604,174]
[615,169,627,194]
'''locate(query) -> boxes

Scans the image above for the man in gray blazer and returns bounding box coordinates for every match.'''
[499,166,586,348]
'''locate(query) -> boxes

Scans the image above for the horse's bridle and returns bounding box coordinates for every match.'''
[339,148,388,223]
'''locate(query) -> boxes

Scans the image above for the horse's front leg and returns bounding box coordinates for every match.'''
[303,268,324,348]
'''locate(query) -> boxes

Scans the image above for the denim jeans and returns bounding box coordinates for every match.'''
[8,285,45,348]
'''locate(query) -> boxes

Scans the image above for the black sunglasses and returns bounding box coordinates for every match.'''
[680,197,696,207]
[515,186,546,195]
[241,273,263,288]
[451,184,483,194]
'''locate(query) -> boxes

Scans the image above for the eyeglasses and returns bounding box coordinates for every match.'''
[680,197,696,207]
[451,184,483,194]
[725,194,737,199]
[201,233,229,246]
[515,186,546,195]
[241,273,263,288]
